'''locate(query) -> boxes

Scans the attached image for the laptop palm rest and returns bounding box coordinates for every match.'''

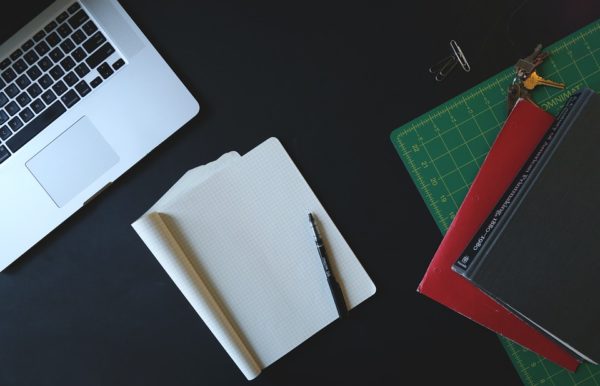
[26,116,119,208]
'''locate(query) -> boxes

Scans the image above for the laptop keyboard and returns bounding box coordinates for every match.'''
[0,2,126,165]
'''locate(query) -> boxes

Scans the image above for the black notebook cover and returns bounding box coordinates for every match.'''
[454,89,600,363]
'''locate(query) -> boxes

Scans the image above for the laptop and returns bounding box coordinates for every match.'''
[0,0,199,270]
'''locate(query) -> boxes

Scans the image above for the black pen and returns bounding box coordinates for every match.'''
[308,213,348,317]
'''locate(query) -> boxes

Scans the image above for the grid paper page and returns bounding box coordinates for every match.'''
[158,137,376,369]
[132,213,261,380]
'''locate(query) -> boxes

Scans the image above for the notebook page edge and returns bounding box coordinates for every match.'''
[131,213,262,380]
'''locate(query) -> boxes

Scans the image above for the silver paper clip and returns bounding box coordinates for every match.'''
[429,40,471,81]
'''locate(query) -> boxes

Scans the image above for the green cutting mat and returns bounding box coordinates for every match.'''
[390,20,600,386]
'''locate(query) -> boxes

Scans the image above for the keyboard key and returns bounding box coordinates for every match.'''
[23,50,39,66]
[74,63,89,78]
[12,59,28,74]
[57,23,73,39]
[0,110,8,124]
[30,98,45,113]
[16,92,31,107]
[49,65,65,80]
[0,79,4,89]
[33,30,46,42]
[60,56,76,72]
[5,83,19,98]
[45,21,57,33]
[21,40,34,51]
[6,101,66,152]
[34,41,50,56]
[26,65,42,81]
[27,83,42,99]
[63,72,78,87]
[86,43,114,69]
[0,126,11,140]
[71,30,86,44]
[41,90,57,104]
[83,31,106,54]
[68,10,89,29]
[71,47,86,62]
[46,32,61,48]
[74,80,91,97]
[10,49,23,61]
[68,2,81,14]
[39,74,53,89]
[90,76,102,88]
[58,11,70,23]
[82,20,98,36]
[61,89,80,108]
[39,56,53,71]
[29,98,46,114]
[0,92,7,107]
[49,48,65,63]
[97,62,113,79]
[0,59,11,71]
[19,107,34,123]
[60,38,75,54]
[15,74,31,90]
[112,58,125,71]
[5,101,20,116]
[0,145,10,164]
[2,68,16,83]
[8,117,23,132]
[52,80,67,96]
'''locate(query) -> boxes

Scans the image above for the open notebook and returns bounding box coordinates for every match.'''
[132,138,376,380]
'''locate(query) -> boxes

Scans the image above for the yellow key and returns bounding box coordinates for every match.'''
[523,71,565,91]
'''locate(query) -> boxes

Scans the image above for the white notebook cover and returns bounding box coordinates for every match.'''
[132,138,376,380]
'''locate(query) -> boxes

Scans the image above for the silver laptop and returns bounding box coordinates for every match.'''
[0,0,199,270]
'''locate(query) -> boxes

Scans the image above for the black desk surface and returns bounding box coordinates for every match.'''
[2,1,600,385]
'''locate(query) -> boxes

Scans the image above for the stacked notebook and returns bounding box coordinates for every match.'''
[422,88,600,369]
[452,88,600,364]
[132,138,376,379]
[417,98,578,370]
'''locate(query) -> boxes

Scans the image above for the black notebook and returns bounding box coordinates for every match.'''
[453,88,600,364]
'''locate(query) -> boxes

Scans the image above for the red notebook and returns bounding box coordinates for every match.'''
[418,99,579,370]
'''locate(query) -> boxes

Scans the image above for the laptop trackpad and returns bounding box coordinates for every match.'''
[26,117,119,207]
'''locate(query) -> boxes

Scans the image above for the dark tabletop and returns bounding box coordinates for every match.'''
[2,1,600,385]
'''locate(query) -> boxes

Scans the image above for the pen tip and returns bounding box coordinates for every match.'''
[308,213,314,222]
